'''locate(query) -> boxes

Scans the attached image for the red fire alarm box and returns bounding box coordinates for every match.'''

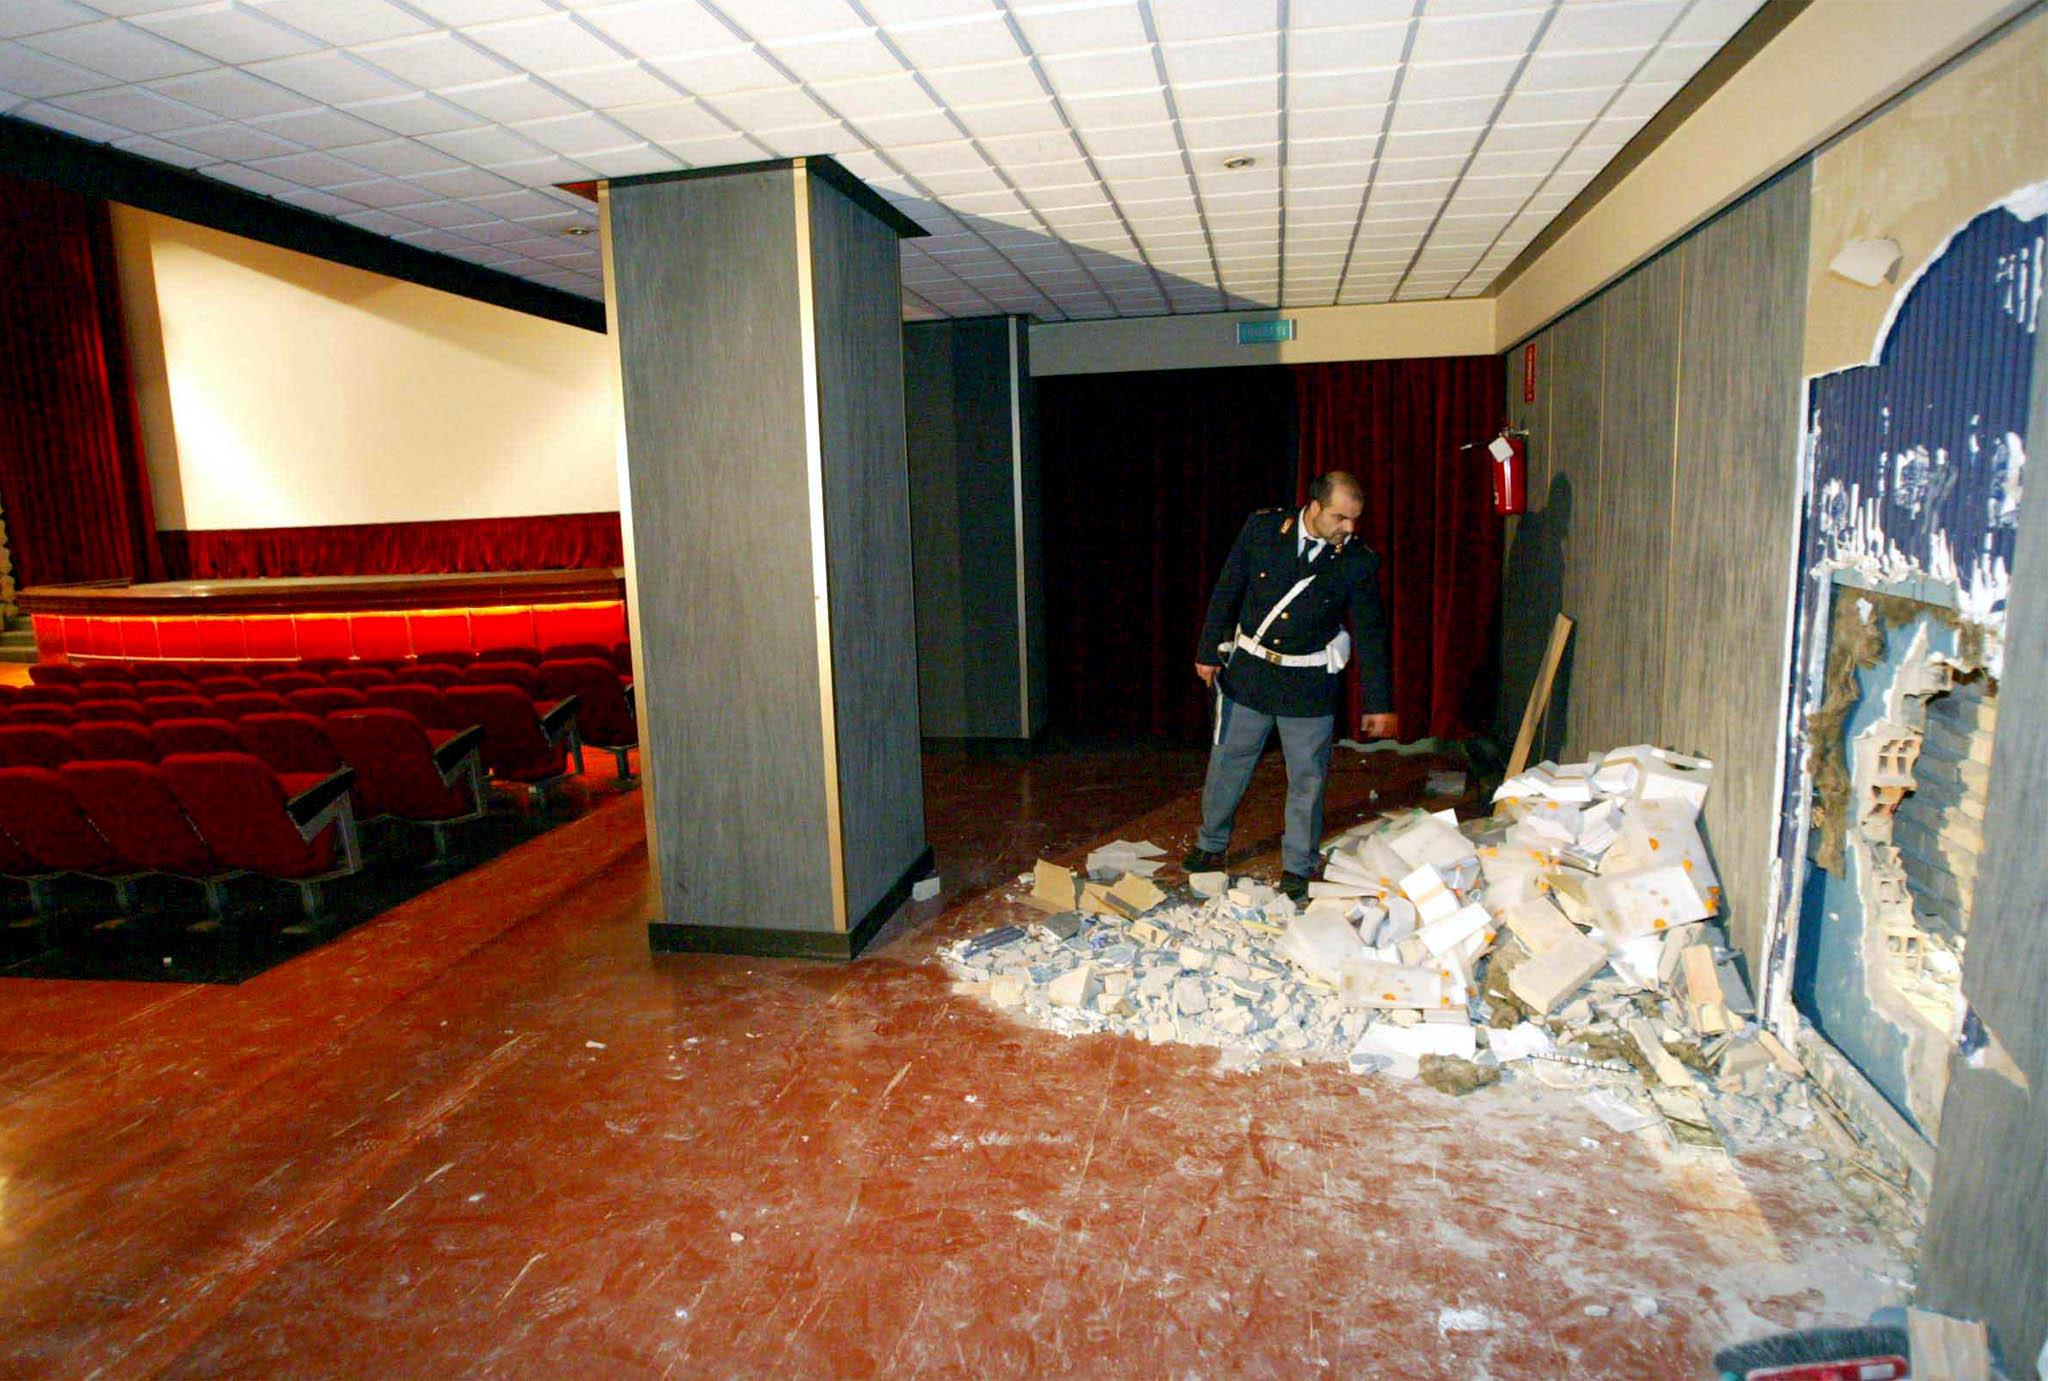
[1488,433,1527,516]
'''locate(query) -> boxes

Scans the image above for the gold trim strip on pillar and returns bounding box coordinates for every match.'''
[791,161,850,932]
[597,184,660,890]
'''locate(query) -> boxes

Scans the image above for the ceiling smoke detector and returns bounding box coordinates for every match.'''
[1221,153,1256,170]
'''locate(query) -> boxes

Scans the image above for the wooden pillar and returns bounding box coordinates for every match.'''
[600,157,930,960]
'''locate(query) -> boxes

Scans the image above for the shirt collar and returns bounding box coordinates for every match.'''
[1296,508,1327,561]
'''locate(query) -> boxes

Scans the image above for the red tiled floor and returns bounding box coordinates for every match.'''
[0,742,1903,1377]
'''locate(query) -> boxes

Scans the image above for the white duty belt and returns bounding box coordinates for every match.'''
[1223,572,1352,673]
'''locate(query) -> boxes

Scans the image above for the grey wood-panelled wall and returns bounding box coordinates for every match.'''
[1917,308,2048,1374]
[608,161,927,955]
[809,175,929,926]
[609,168,836,934]
[1498,166,1811,966]
[904,316,1046,742]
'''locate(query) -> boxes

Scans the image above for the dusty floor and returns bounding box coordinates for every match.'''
[0,740,1909,1377]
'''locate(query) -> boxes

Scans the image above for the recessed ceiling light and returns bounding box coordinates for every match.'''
[1221,153,1256,170]
[563,225,594,237]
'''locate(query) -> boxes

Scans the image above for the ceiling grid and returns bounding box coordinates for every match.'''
[0,0,1766,320]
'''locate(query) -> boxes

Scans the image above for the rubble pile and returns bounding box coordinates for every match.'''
[944,748,1866,1157]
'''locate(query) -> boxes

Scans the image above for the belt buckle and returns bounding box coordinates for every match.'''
[1259,646,1281,664]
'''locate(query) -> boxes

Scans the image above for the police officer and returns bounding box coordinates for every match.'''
[1183,470,1398,901]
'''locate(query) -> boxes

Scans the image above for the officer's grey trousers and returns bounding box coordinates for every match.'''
[1196,690,1333,878]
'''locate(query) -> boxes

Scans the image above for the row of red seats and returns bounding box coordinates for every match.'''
[27,641,633,685]
[0,751,361,922]
[0,660,635,780]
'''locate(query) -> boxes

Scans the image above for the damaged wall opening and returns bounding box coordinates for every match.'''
[1793,583,1998,1140]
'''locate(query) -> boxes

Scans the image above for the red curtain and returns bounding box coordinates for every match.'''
[0,171,163,590]
[1040,356,1504,742]
[159,512,624,579]
[1039,367,1297,739]
[1295,357,1505,741]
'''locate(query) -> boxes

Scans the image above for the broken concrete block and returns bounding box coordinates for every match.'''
[1418,902,1492,957]
[1503,895,1580,955]
[1047,964,1099,1009]
[1178,945,1212,971]
[1680,944,1730,1034]
[1756,1029,1805,1076]
[1146,1020,1177,1044]
[1128,917,1170,947]
[1037,912,1083,940]
[1336,959,1448,1011]
[1382,810,1475,870]
[1277,912,1364,984]
[1397,864,1462,924]
[1356,1016,1477,1060]
[1029,860,1079,913]
[1173,977,1210,1015]
[1719,1036,1773,1078]
[1586,865,1714,942]
[1100,971,1132,1000]
[1189,870,1227,898]
[1107,872,1167,916]
[1078,882,1121,917]
[1626,1016,1696,1087]
[989,973,1027,1007]
[1508,931,1609,1015]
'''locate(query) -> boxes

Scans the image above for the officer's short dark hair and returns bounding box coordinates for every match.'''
[1310,471,1363,506]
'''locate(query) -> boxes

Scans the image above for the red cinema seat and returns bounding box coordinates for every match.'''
[611,642,632,677]
[323,711,485,862]
[0,766,133,910]
[18,685,79,706]
[475,645,542,666]
[143,695,216,723]
[539,659,638,777]
[152,718,245,757]
[161,753,361,918]
[364,684,455,730]
[442,685,579,797]
[395,664,461,689]
[260,671,323,694]
[136,679,198,699]
[28,663,84,686]
[61,760,237,913]
[75,699,146,724]
[72,720,162,763]
[415,650,474,668]
[300,658,350,674]
[287,687,367,717]
[331,667,395,690]
[78,680,138,701]
[543,642,611,665]
[8,704,75,727]
[197,675,260,697]
[464,661,541,698]
[88,663,138,680]
[214,691,288,720]
[0,684,17,702]
[236,713,345,778]
[0,726,77,770]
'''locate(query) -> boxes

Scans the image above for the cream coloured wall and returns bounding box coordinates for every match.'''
[1027,298,1494,376]
[1494,0,2032,348]
[112,206,617,532]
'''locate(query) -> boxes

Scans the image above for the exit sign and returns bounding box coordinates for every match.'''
[1236,318,1295,345]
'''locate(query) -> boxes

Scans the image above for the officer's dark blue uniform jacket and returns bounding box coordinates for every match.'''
[1196,507,1393,721]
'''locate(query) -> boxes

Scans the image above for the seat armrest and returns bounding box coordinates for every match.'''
[431,725,485,776]
[539,694,580,745]
[286,766,357,830]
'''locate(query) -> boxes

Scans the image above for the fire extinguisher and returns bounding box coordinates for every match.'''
[1487,429,1528,516]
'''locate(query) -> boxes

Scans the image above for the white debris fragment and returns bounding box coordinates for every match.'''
[1437,1307,1499,1336]
[912,876,942,902]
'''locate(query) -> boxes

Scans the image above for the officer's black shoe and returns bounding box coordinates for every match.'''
[1182,846,1225,872]
[1278,871,1312,903]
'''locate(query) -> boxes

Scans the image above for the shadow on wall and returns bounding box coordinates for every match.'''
[1498,472,1573,761]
